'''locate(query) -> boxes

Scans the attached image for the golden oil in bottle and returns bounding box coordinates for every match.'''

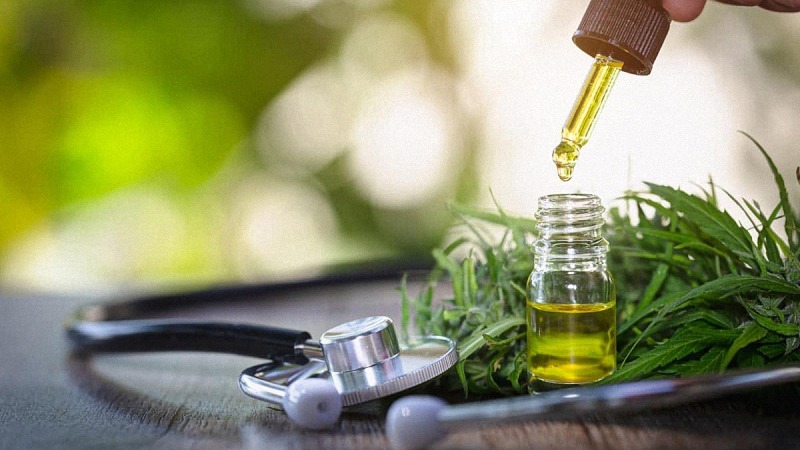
[527,194,616,391]
[552,55,623,181]
[527,301,616,384]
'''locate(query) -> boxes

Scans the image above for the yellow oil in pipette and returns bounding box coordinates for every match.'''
[552,54,623,181]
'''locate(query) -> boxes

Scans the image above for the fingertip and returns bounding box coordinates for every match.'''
[662,0,707,22]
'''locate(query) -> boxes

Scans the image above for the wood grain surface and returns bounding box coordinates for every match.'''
[1,279,799,449]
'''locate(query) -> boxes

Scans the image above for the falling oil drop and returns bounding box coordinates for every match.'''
[552,140,580,182]
[556,165,573,182]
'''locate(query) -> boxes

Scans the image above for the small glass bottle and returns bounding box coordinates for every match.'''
[527,193,616,391]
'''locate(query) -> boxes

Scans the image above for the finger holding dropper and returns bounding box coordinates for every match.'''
[553,0,671,181]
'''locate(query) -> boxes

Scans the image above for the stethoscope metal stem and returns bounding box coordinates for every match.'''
[297,340,324,359]
[239,360,327,405]
[239,372,289,406]
[386,365,800,450]
[435,365,800,428]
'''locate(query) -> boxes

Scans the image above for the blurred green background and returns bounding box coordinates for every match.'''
[1,0,799,293]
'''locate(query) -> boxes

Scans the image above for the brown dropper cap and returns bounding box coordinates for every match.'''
[573,0,671,75]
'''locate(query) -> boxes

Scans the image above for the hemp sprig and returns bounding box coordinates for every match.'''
[401,133,800,396]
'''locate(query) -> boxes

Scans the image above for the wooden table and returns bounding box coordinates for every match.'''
[2,278,799,449]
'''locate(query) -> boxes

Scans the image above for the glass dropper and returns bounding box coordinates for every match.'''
[552,0,671,181]
[552,54,623,181]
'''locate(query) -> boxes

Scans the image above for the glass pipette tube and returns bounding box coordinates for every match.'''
[552,54,623,181]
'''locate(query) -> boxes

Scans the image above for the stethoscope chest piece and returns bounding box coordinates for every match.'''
[320,316,457,406]
[239,316,457,412]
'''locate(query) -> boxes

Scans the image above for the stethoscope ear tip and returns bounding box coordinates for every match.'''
[386,395,447,450]
[282,378,343,430]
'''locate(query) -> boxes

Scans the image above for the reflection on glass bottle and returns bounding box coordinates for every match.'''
[527,193,616,391]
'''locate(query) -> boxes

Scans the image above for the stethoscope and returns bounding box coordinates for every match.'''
[65,268,800,448]
[65,267,457,430]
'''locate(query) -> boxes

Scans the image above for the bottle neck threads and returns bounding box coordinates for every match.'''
[533,194,608,269]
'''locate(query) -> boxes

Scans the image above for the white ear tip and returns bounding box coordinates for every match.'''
[386,395,447,450]
[282,378,342,430]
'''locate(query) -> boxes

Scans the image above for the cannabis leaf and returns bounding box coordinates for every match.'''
[402,135,800,395]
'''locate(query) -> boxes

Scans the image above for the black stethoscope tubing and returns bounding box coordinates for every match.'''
[68,319,313,363]
[66,260,430,359]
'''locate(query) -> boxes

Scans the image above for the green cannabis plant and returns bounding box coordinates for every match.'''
[401,134,800,396]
